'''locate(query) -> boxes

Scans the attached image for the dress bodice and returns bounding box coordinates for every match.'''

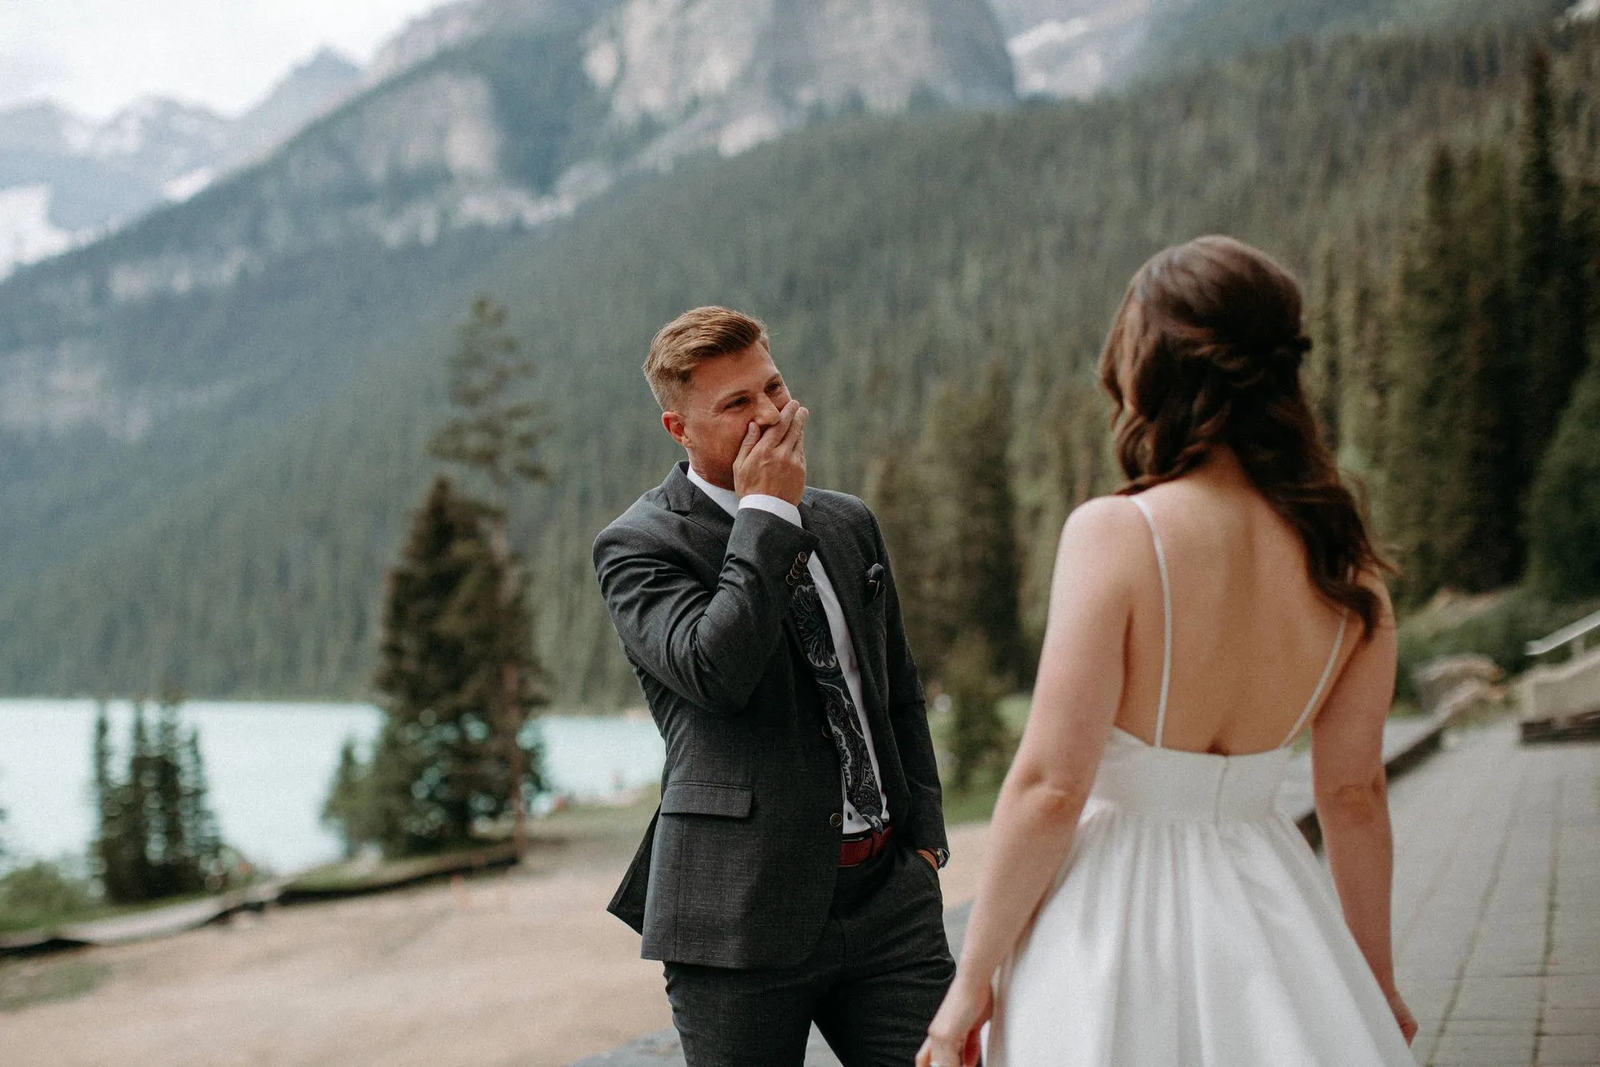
[1090,726,1293,822]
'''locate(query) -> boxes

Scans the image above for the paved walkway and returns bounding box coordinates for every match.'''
[1388,722,1599,1066]
[572,719,1599,1066]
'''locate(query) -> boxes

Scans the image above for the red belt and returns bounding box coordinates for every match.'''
[839,825,893,867]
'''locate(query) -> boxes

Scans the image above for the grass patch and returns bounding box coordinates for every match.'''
[929,693,1030,825]
[288,791,660,895]
[0,891,214,936]
[0,956,112,1012]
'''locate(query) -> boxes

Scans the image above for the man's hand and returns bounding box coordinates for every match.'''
[733,399,808,505]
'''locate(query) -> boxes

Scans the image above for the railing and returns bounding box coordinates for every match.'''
[1520,609,1600,742]
[1525,607,1600,657]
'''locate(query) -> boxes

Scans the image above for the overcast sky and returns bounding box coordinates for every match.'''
[0,0,450,120]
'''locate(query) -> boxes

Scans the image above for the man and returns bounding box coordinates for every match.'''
[593,306,953,1066]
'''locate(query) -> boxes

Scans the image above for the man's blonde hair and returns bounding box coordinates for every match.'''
[644,306,769,410]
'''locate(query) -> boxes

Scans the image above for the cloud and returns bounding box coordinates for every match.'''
[0,47,71,110]
[0,0,446,119]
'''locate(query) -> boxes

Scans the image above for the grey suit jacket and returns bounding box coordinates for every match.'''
[593,462,946,968]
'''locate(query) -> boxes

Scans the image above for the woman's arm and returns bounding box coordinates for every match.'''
[918,498,1138,1067]
[1309,579,1416,1043]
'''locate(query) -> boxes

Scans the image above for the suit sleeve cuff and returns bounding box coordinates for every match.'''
[738,495,802,527]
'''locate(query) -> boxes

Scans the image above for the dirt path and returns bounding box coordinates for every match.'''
[0,822,992,1067]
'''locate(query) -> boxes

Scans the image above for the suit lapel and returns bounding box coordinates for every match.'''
[663,462,735,546]
[665,463,804,646]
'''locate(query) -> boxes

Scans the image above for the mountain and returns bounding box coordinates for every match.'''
[366,0,601,83]
[0,0,1015,615]
[0,0,1014,317]
[0,0,1589,702]
[0,49,361,279]
[990,0,1159,98]
[989,0,1571,99]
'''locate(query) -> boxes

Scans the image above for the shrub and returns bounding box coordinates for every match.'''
[0,861,96,929]
[1527,354,1600,599]
[1395,585,1600,702]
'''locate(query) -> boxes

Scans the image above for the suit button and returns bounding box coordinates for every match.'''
[822,724,833,740]
[829,812,843,828]
[798,551,811,565]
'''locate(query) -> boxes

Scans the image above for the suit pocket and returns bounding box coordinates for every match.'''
[660,781,753,818]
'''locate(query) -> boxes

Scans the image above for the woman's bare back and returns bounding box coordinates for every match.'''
[1113,452,1353,756]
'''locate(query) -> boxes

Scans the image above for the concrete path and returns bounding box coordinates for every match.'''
[571,719,1599,1067]
[1389,722,1600,1067]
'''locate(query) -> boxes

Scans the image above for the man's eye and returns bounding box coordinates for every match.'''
[767,383,783,393]
[726,398,747,410]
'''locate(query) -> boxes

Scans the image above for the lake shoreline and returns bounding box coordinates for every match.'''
[0,701,667,876]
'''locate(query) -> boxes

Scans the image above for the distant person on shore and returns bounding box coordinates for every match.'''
[916,236,1417,1066]
[593,306,952,1066]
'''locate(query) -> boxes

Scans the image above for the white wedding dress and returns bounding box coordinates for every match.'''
[986,497,1415,1066]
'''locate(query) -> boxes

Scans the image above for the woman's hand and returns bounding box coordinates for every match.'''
[915,976,993,1067]
[1386,988,1418,1045]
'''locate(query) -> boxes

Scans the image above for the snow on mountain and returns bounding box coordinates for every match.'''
[991,0,1157,99]
[0,185,82,273]
[0,49,360,280]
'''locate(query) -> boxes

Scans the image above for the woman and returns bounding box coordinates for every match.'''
[917,236,1418,1066]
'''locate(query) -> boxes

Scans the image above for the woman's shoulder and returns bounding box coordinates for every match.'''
[1059,495,1156,575]
[1065,493,1148,537]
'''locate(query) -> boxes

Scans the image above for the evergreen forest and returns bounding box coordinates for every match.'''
[1,10,1597,707]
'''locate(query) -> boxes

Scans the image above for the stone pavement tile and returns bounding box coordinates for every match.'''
[1429,1031,1536,1065]
[1543,975,1600,1010]
[1449,977,1543,1019]
[1437,1017,1537,1036]
[1536,1032,1600,1065]
[1541,1006,1600,1034]
[1398,977,1459,1021]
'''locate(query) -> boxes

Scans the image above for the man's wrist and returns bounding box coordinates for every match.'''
[738,494,802,526]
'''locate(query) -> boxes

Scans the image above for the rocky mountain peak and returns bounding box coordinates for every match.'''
[585,0,1014,161]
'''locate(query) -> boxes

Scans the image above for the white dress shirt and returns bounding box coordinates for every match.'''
[686,466,890,833]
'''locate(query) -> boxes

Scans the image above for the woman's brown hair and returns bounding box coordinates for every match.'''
[1098,235,1392,635]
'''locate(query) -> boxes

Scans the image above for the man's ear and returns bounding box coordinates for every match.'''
[662,410,690,448]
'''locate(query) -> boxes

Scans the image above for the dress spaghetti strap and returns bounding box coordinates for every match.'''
[1129,495,1172,749]
[1279,612,1349,748]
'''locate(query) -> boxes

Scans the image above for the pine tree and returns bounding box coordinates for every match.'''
[919,361,1028,685]
[430,296,550,860]
[1012,357,1104,658]
[942,630,1010,792]
[1308,248,1344,453]
[1385,147,1524,599]
[179,723,222,888]
[1341,248,1389,480]
[1385,147,1465,601]
[1443,149,1523,590]
[863,437,934,676]
[321,737,375,858]
[91,702,132,902]
[121,705,157,901]
[1527,350,1600,598]
[92,699,220,903]
[356,475,545,858]
[1514,46,1589,488]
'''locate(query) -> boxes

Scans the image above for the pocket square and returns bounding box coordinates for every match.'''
[864,563,885,602]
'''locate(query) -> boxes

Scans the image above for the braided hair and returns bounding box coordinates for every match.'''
[1097,235,1392,636]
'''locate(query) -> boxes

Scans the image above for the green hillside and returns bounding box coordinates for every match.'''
[1,13,1597,703]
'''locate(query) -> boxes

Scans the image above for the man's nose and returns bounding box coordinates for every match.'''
[754,393,782,424]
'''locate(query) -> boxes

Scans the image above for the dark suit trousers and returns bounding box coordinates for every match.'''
[663,844,954,1067]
